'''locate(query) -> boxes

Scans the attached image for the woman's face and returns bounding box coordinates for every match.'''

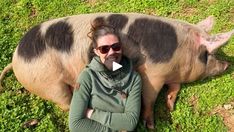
[94,34,122,70]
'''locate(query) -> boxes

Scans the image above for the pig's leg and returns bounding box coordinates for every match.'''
[142,76,164,129]
[166,83,181,111]
[53,84,72,111]
[51,70,77,111]
[45,82,73,111]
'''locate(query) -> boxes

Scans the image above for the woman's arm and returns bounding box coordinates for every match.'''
[90,74,142,131]
[69,71,113,132]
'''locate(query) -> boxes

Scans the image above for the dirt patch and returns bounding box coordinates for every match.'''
[181,7,198,17]
[144,9,157,15]
[201,0,215,4]
[188,95,202,113]
[170,6,198,19]
[230,8,234,24]
[211,101,234,132]
[29,7,37,18]
[188,95,199,111]
[84,0,98,6]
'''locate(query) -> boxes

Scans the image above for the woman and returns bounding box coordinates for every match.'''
[69,21,142,132]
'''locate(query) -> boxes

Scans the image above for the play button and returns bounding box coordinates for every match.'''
[113,61,122,71]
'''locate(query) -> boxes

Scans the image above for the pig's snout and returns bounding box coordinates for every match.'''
[205,59,230,78]
[216,61,230,76]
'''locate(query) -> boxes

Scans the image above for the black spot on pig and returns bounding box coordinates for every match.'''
[106,14,128,31]
[45,21,74,53]
[18,24,46,62]
[198,46,209,64]
[127,18,178,63]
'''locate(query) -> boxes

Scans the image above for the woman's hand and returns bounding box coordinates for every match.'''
[86,109,94,118]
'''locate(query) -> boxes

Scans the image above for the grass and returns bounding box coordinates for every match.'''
[0,0,234,131]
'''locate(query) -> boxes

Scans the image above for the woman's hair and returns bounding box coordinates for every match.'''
[88,18,120,48]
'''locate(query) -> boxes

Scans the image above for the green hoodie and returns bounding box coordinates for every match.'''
[69,56,142,132]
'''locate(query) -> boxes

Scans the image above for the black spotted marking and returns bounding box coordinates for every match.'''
[18,24,46,62]
[106,14,128,31]
[198,46,208,64]
[45,21,74,53]
[127,18,178,63]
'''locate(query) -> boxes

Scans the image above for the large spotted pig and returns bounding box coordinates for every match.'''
[0,13,233,129]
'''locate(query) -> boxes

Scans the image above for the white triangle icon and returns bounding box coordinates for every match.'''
[113,61,122,71]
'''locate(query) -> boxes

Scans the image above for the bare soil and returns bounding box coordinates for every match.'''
[212,101,234,132]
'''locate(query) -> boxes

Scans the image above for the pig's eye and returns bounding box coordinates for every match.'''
[199,51,208,64]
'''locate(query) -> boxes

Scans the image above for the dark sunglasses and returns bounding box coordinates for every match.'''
[97,42,121,54]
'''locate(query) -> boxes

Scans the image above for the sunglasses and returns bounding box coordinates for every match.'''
[96,42,122,54]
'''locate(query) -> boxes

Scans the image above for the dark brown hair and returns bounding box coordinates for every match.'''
[88,18,120,48]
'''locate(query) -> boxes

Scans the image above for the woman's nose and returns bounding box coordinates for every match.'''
[108,48,115,55]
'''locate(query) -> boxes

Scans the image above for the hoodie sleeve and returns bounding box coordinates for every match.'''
[69,70,114,132]
[90,73,142,131]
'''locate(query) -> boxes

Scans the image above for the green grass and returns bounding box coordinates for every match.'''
[1,0,234,131]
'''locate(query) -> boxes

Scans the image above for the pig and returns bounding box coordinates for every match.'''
[0,13,233,129]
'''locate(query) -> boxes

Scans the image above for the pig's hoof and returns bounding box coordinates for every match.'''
[147,122,155,129]
[143,120,155,129]
[166,101,174,112]
[166,95,175,111]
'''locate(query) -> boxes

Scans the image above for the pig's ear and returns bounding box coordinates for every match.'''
[196,16,215,32]
[201,29,234,53]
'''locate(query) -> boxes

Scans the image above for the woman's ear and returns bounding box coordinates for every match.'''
[93,49,100,56]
